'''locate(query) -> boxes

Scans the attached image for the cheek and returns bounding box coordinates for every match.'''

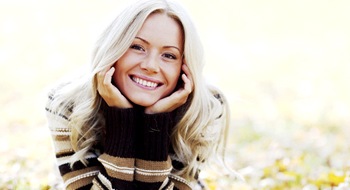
[112,63,119,83]
[112,62,125,87]
[166,65,182,88]
[111,71,119,85]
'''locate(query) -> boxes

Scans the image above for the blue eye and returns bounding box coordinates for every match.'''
[163,53,177,60]
[130,44,145,51]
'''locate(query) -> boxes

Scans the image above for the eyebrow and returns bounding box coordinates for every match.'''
[135,36,182,54]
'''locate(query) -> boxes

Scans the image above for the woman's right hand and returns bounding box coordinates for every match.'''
[97,67,133,108]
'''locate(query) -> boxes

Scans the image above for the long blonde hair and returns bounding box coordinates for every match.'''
[49,0,231,181]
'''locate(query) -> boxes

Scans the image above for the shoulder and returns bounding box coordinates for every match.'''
[45,82,74,122]
[206,87,231,147]
[208,85,225,105]
[207,85,229,120]
[213,92,224,105]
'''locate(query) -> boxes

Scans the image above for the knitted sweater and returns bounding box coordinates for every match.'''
[45,92,205,190]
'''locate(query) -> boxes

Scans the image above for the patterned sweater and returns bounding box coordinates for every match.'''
[45,92,205,190]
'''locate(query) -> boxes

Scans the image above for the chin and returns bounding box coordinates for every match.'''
[133,101,155,107]
[129,97,158,107]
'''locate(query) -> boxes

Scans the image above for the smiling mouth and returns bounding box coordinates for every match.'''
[131,76,162,88]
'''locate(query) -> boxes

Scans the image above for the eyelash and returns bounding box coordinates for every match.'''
[130,44,145,51]
[130,44,177,60]
[163,53,177,60]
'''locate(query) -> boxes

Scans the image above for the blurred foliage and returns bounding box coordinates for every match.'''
[200,115,350,189]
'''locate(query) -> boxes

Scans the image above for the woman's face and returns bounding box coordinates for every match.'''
[113,13,184,107]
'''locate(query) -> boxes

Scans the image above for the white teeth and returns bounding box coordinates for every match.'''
[133,76,158,88]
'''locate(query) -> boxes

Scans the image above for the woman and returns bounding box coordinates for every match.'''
[46,0,232,189]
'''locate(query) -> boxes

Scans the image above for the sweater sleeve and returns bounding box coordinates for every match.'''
[134,112,176,189]
[45,93,102,190]
[97,105,139,189]
[46,91,139,189]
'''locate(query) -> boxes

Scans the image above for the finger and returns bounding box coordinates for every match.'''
[182,58,187,65]
[182,73,192,93]
[97,67,111,91]
[181,64,193,83]
[97,66,109,80]
[97,72,105,93]
[181,63,190,75]
[104,67,115,85]
[181,64,193,93]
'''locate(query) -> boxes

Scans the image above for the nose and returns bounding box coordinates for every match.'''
[140,52,160,73]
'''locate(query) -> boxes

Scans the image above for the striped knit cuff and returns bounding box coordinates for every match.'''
[103,107,138,158]
[97,154,136,189]
[135,156,173,186]
[136,112,173,162]
[98,154,135,182]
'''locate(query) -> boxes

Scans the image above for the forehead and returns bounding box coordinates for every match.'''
[136,13,184,49]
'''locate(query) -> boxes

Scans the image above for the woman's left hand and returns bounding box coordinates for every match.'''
[144,63,193,114]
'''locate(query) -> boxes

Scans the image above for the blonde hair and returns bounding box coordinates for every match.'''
[49,0,231,181]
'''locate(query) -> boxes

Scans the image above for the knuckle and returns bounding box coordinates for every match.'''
[97,72,104,78]
[102,79,109,85]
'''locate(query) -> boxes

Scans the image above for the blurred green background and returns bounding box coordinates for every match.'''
[1,0,350,189]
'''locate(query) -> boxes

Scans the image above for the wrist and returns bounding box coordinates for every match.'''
[106,99,133,109]
[103,106,140,157]
[136,112,174,161]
